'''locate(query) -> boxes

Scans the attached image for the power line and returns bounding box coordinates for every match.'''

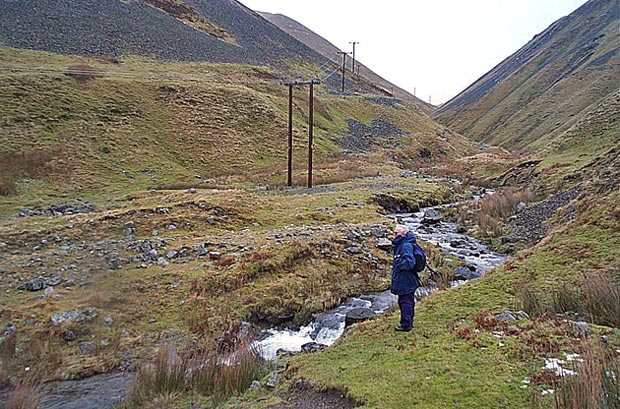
[2,62,344,92]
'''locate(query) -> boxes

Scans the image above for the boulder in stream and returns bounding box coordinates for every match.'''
[453,266,480,281]
[345,307,376,327]
[301,342,328,354]
[421,209,443,225]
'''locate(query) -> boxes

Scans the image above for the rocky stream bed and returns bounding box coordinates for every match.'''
[0,185,582,408]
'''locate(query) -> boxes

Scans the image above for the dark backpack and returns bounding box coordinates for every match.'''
[412,242,427,273]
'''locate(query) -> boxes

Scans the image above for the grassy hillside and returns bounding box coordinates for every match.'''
[435,0,619,154]
[0,46,474,213]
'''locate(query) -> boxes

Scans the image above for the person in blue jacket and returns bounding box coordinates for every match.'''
[391,224,420,332]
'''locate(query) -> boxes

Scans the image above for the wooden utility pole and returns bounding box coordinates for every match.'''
[337,51,351,93]
[284,79,320,188]
[287,83,293,187]
[349,41,359,74]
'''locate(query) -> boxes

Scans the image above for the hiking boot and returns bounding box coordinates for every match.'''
[394,325,412,332]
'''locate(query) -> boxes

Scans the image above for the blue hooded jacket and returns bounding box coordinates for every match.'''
[391,231,421,295]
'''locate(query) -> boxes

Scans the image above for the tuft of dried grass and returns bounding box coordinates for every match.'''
[552,282,581,317]
[0,151,55,196]
[124,338,264,407]
[457,187,535,238]
[581,271,620,328]
[519,283,553,319]
[519,270,620,329]
[553,343,619,409]
[7,381,42,409]
[190,338,263,403]
[1,332,17,365]
[125,345,187,407]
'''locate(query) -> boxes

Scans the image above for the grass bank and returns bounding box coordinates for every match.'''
[237,189,620,408]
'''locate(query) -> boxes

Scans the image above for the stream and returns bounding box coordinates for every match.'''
[4,199,507,408]
[255,205,506,360]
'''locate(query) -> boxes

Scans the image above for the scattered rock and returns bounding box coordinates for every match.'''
[123,221,136,237]
[45,276,62,287]
[345,307,376,327]
[3,323,17,337]
[371,227,386,238]
[51,310,80,326]
[17,202,96,218]
[421,209,443,225]
[158,257,169,267]
[572,321,589,335]
[79,341,96,355]
[496,310,529,321]
[25,277,45,291]
[373,194,419,214]
[301,342,328,354]
[266,372,280,389]
[208,251,222,260]
[50,307,98,326]
[345,246,362,255]
[78,307,98,324]
[453,266,480,281]
[507,187,580,246]
[376,238,393,251]
[63,331,77,342]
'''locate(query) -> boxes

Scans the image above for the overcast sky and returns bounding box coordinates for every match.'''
[237,0,589,105]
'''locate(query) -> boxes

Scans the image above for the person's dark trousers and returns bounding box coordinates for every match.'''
[398,292,415,329]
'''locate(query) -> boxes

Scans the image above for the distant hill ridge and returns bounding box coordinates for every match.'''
[435,0,620,152]
[0,0,326,66]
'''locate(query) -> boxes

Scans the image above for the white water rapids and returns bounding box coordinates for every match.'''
[255,204,507,360]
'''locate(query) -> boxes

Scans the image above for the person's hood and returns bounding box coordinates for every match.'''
[393,231,417,247]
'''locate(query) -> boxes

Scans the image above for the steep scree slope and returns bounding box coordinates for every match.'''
[435,0,620,153]
[0,0,326,66]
